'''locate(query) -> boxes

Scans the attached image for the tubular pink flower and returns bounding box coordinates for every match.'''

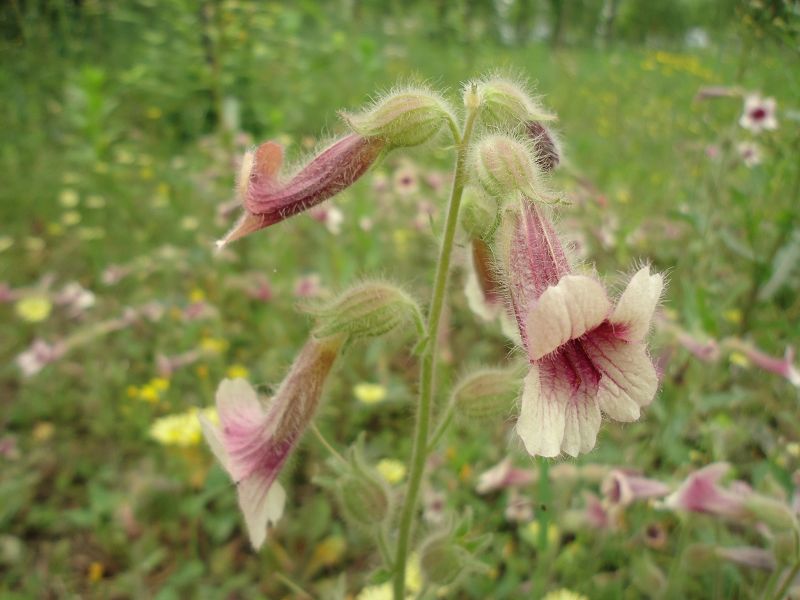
[503,201,663,457]
[663,463,749,520]
[476,458,537,495]
[199,335,343,549]
[726,339,800,387]
[219,134,385,246]
[602,469,670,507]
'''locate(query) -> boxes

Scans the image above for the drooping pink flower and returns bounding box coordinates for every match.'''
[583,492,611,530]
[663,463,749,520]
[218,134,385,246]
[199,335,343,548]
[725,339,800,388]
[739,94,778,134]
[501,201,663,457]
[16,339,66,377]
[602,469,670,507]
[476,457,537,495]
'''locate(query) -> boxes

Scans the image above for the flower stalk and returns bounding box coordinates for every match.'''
[392,95,479,600]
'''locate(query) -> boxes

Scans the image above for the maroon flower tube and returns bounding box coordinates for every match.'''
[219,134,385,246]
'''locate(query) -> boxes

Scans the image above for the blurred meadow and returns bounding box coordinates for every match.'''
[1,1,800,598]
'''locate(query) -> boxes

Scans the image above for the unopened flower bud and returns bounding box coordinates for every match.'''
[419,533,469,586]
[337,467,392,527]
[477,77,555,127]
[460,188,497,240]
[472,135,541,200]
[526,122,560,172]
[744,494,798,531]
[310,281,422,342]
[452,367,521,421]
[343,88,454,149]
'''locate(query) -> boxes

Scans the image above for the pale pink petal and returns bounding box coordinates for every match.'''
[198,415,230,473]
[516,366,567,457]
[583,335,658,421]
[525,275,611,360]
[610,266,663,342]
[237,476,286,549]
[476,458,512,494]
[561,389,601,457]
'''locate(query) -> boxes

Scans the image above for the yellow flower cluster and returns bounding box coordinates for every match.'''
[128,377,170,404]
[15,295,52,323]
[354,382,387,404]
[149,406,219,447]
[641,51,714,80]
[542,589,589,600]
[376,458,406,484]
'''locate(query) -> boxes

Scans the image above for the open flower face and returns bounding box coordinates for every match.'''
[219,134,385,246]
[502,202,663,457]
[738,94,778,134]
[199,336,342,548]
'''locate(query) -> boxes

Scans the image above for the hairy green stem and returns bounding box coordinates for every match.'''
[392,104,479,599]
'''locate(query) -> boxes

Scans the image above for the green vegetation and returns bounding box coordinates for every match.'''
[1,1,798,598]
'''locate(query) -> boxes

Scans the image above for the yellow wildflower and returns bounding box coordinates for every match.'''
[526,521,560,547]
[181,217,200,231]
[189,288,205,303]
[149,407,218,447]
[61,211,82,226]
[0,235,13,252]
[24,237,45,252]
[723,309,742,325]
[32,421,55,442]
[139,384,160,403]
[86,195,106,209]
[87,561,104,582]
[356,585,392,600]
[146,106,163,119]
[126,385,139,399]
[226,364,250,379]
[356,553,421,600]
[200,337,228,354]
[377,459,406,484]
[542,589,589,600]
[58,189,80,208]
[15,295,52,323]
[150,377,170,392]
[729,352,750,367]
[354,382,387,405]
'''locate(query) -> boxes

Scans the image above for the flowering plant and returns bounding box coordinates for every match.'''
[199,76,668,598]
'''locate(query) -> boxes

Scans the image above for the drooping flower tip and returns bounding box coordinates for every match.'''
[342,86,455,149]
[220,134,385,245]
[199,335,343,549]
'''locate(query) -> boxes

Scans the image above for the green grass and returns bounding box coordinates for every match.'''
[1,2,798,598]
